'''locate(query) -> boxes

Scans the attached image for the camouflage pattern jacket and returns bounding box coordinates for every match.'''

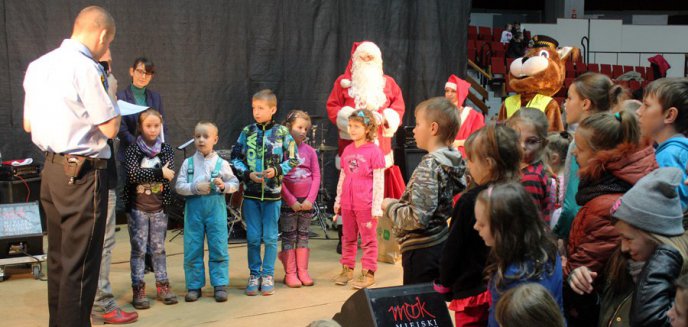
[385,147,466,253]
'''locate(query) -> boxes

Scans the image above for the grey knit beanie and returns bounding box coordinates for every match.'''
[610,167,685,236]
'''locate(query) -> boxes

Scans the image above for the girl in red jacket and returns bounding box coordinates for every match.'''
[564,110,657,326]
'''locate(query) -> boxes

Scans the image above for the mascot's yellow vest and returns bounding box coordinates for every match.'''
[504,94,552,118]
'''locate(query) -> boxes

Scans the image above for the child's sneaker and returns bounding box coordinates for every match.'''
[351,270,375,289]
[214,286,228,302]
[261,275,275,296]
[156,280,178,305]
[132,282,150,309]
[185,289,201,302]
[245,275,260,296]
[334,266,353,286]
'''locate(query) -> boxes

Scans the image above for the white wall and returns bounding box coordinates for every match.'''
[632,15,668,25]
[522,19,687,77]
[521,19,592,52]
[470,13,497,28]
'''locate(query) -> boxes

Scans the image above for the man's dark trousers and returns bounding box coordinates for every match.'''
[42,156,107,326]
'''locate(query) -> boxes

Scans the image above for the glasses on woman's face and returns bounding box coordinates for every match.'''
[135,69,154,77]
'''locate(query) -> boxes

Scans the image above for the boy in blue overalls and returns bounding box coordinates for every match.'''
[176,121,239,302]
[231,89,300,296]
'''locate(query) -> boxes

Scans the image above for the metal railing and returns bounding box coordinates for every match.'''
[586,50,685,66]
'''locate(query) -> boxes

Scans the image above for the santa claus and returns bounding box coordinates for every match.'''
[326,41,406,198]
[445,74,485,158]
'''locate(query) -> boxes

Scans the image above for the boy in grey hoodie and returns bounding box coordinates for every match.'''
[382,97,467,285]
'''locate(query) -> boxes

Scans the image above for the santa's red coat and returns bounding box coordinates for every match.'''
[454,107,485,158]
[326,74,405,160]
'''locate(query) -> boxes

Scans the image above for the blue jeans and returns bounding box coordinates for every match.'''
[183,194,229,289]
[128,208,169,284]
[243,199,281,277]
[93,189,117,313]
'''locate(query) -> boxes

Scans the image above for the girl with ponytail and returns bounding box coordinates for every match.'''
[555,73,627,250]
[563,110,658,325]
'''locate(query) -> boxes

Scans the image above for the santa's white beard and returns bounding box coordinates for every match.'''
[350,60,387,111]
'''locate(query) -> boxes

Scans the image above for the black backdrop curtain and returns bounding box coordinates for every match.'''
[0,0,469,190]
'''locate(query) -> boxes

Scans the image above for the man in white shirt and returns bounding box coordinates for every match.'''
[23,6,119,326]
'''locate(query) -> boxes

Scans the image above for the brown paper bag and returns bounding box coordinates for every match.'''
[377,215,401,264]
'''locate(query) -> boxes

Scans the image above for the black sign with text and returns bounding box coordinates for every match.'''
[333,283,453,327]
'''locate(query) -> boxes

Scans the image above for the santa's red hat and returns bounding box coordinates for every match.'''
[445,74,471,107]
[340,41,382,89]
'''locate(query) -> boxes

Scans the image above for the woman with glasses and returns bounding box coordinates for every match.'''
[116,57,166,161]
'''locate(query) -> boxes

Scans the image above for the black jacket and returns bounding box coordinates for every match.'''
[122,143,175,212]
[631,244,683,327]
[600,244,683,327]
[437,184,490,300]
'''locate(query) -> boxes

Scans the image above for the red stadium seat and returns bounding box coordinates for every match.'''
[468,26,478,40]
[629,80,641,91]
[574,61,587,76]
[493,27,504,42]
[647,67,656,81]
[565,61,575,78]
[587,63,600,73]
[490,41,506,58]
[564,77,574,89]
[478,26,492,40]
[476,41,491,67]
[612,65,623,78]
[491,56,507,76]
[600,64,612,77]
[556,78,574,97]
[506,58,516,73]
[468,48,477,63]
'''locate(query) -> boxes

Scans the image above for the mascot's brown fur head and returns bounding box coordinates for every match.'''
[508,35,580,97]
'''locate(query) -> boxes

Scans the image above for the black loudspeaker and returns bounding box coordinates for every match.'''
[393,126,429,183]
[332,283,453,327]
[394,148,427,183]
[0,177,46,232]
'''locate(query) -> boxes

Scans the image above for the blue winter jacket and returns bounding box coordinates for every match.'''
[230,121,299,201]
[656,135,688,210]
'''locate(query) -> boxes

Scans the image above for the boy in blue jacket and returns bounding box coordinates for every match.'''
[231,89,299,296]
[637,78,688,210]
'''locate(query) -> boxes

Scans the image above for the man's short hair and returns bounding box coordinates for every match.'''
[415,97,460,144]
[252,89,277,108]
[73,6,116,35]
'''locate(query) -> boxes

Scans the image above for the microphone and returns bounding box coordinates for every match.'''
[177,138,194,151]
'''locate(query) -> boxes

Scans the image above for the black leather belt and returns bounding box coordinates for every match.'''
[45,152,108,170]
